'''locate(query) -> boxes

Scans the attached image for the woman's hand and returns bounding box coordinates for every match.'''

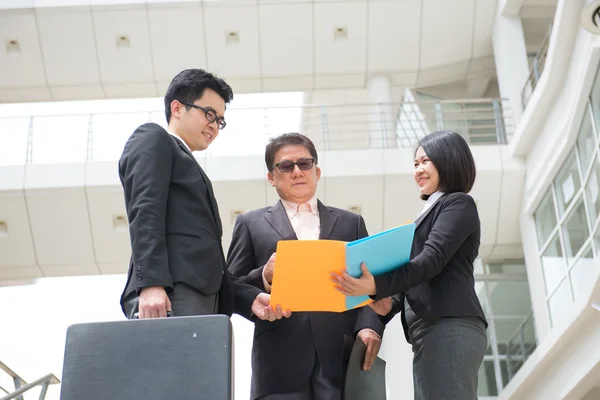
[330,263,376,296]
[369,297,393,316]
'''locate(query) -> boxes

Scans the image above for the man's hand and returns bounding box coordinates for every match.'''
[138,286,171,319]
[357,329,382,371]
[263,253,276,284]
[369,297,393,316]
[252,293,291,321]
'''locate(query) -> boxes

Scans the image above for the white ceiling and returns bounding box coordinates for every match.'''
[0,145,525,283]
[0,0,499,103]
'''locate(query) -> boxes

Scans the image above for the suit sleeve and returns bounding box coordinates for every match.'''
[373,193,479,299]
[227,214,267,290]
[229,270,262,320]
[378,294,404,325]
[119,124,173,292]
[352,214,385,336]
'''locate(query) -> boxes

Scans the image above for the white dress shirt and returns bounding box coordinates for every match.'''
[281,196,320,240]
[418,191,445,218]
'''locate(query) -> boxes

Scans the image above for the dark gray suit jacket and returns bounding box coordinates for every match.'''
[374,192,488,341]
[227,200,385,399]
[118,123,260,319]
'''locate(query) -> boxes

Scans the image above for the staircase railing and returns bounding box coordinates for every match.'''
[0,361,60,400]
[505,311,537,380]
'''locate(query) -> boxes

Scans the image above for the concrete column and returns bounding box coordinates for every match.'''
[492,9,530,125]
[367,76,397,148]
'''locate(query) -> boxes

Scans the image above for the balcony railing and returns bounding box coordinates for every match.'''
[521,23,553,110]
[0,98,513,166]
[505,311,537,380]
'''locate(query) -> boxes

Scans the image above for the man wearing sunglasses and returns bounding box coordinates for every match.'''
[118,69,290,323]
[227,133,385,400]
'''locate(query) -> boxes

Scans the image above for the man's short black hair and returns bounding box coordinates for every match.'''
[416,130,476,200]
[265,133,318,171]
[164,69,234,123]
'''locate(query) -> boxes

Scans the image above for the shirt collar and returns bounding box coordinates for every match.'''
[425,191,445,207]
[167,130,192,153]
[281,196,319,217]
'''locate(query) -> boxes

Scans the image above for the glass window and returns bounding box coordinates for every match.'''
[562,198,590,262]
[489,281,532,318]
[521,314,537,356]
[473,259,485,274]
[494,263,527,274]
[590,71,600,138]
[475,262,534,394]
[500,359,514,388]
[0,117,29,166]
[478,360,498,396]
[537,66,600,335]
[493,318,526,349]
[570,245,595,299]
[534,189,558,248]
[31,115,89,164]
[554,150,581,217]
[577,106,597,174]
[541,233,566,294]
[485,329,493,355]
[548,278,572,327]
[586,154,600,225]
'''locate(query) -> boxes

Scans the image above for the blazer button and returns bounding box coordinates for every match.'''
[136,265,143,281]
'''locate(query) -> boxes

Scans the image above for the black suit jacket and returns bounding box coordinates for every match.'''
[118,123,261,319]
[227,200,385,399]
[374,192,487,342]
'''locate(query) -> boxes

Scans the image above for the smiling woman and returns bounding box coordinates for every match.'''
[332,130,486,400]
[413,146,440,200]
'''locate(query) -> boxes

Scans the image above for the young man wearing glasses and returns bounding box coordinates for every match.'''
[227,133,385,400]
[118,69,289,323]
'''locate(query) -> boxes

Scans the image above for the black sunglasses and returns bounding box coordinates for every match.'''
[179,101,227,130]
[271,158,315,173]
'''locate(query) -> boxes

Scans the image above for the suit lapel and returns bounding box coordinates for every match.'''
[414,193,446,229]
[173,138,222,235]
[318,200,338,239]
[265,201,297,240]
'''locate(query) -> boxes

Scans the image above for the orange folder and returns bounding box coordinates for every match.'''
[269,240,373,312]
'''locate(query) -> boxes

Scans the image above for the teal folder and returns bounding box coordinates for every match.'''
[344,223,416,309]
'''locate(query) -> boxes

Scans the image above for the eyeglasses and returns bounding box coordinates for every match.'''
[271,158,315,173]
[179,101,227,130]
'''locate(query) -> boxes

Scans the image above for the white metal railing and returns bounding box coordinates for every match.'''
[505,311,537,380]
[0,99,513,166]
[0,361,59,400]
[521,23,553,110]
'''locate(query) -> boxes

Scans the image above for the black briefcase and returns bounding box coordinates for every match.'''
[60,315,233,400]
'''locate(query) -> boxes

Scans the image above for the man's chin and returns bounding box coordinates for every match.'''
[196,142,209,151]
[290,190,314,201]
